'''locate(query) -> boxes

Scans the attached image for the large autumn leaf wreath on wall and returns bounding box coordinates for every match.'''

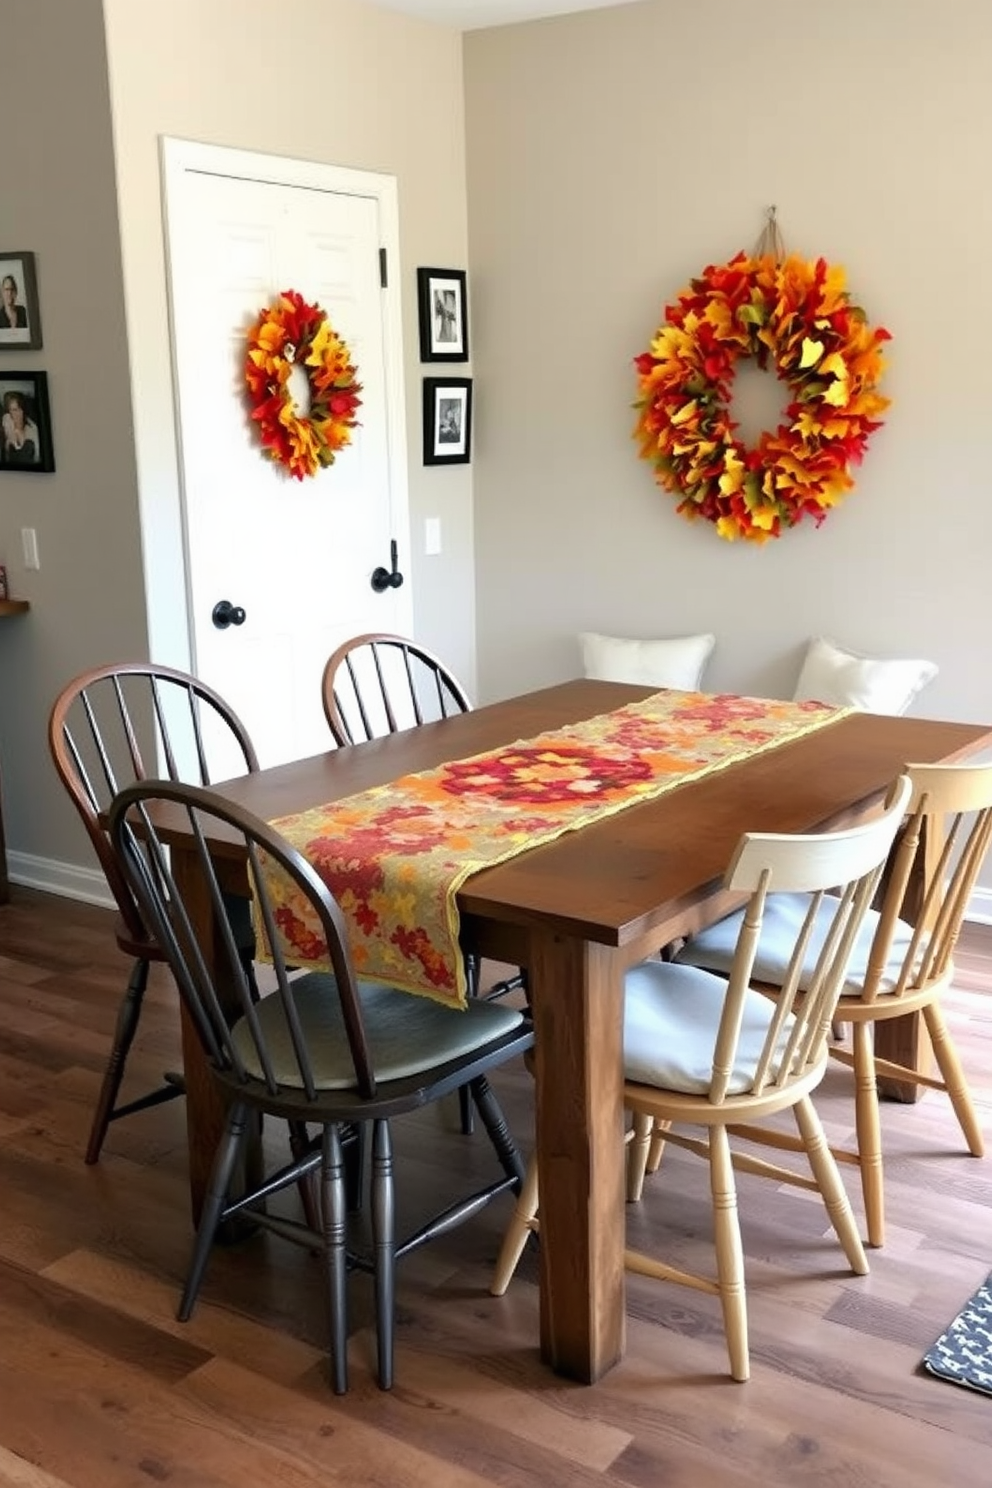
[245,290,362,480]
[633,251,891,543]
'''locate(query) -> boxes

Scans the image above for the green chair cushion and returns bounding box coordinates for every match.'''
[231,974,524,1090]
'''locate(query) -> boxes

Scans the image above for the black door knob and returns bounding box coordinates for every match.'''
[212,600,247,629]
[371,539,404,594]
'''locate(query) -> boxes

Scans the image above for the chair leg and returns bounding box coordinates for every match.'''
[288,1121,322,1232]
[709,1125,749,1383]
[85,956,151,1164]
[371,1119,397,1391]
[646,1118,671,1176]
[626,1111,654,1202]
[793,1095,868,1275]
[923,1002,985,1156]
[469,1075,526,1188]
[490,1152,539,1296]
[458,956,478,1136]
[178,1100,248,1322]
[321,1123,349,1395]
[458,1084,475,1137]
[345,1122,369,1213]
[851,1022,885,1248]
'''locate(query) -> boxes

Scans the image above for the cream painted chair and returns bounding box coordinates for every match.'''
[491,776,911,1382]
[676,761,990,1248]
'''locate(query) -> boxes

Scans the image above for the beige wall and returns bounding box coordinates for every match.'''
[464,0,992,730]
[102,0,476,720]
[5,0,992,906]
[2,0,475,890]
[0,0,145,884]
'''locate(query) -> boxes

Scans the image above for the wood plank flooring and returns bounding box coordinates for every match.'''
[1,886,990,1487]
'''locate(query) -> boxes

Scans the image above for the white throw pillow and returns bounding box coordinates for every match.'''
[793,636,937,716]
[579,631,715,691]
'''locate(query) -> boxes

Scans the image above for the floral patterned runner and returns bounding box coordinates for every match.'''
[261,691,849,1009]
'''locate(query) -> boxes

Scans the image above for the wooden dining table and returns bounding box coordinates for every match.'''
[158,679,992,1385]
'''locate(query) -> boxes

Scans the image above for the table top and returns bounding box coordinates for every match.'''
[164,680,992,952]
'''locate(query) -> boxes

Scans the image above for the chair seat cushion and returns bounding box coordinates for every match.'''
[623,960,795,1096]
[676,893,915,998]
[232,975,524,1090]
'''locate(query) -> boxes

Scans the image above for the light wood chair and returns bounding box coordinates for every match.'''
[490,775,911,1382]
[48,662,259,1163]
[676,760,991,1248]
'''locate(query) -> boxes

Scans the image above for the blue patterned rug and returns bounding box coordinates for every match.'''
[923,1274,992,1396]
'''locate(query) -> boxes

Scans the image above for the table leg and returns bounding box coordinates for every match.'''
[875,815,937,1103]
[529,929,626,1383]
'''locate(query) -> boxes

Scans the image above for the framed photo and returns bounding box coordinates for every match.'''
[0,252,42,350]
[0,372,55,472]
[417,266,468,362]
[422,377,472,465]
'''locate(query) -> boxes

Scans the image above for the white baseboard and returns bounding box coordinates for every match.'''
[7,851,114,910]
[8,850,992,928]
[965,885,992,926]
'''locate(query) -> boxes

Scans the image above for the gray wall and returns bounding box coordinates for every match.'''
[0,0,145,883]
[465,0,992,728]
[1,0,477,894]
[3,0,992,909]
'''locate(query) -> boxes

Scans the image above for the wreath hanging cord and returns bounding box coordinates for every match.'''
[633,210,891,543]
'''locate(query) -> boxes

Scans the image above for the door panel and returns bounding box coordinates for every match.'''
[165,160,411,774]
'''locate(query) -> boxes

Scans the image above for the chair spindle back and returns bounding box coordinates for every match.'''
[708,773,913,1103]
[321,632,471,747]
[49,663,258,940]
[109,779,377,1101]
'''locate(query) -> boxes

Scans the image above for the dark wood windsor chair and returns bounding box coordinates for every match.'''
[109,778,533,1393]
[321,632,528,1131]
[47,661,261,1164]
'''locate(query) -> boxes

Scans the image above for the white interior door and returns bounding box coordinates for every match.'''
[163,143,411,775]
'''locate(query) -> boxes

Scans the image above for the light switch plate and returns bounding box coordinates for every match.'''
[21,527,39,570]
[424,517,442,556]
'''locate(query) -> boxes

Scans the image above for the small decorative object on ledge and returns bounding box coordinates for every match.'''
[633,208,891,544]
[245,290,362,480]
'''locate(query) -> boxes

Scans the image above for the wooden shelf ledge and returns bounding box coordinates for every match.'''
[0,599,30,617]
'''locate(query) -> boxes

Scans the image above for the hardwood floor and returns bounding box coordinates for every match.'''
[1,886,990,1488]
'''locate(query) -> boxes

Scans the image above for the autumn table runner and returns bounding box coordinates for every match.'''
[261,691,849,1009]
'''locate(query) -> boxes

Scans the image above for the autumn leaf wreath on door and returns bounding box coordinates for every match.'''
[245,290,362,480]
[633,212,891,544]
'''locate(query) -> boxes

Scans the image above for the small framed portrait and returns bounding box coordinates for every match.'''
[423,377,472,465]
[417,266,468,362]
[0,372,55,473]
[0,252,43,350]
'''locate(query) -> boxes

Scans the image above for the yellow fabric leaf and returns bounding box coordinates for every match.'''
[819,352,848,380]
[799,337,825,369]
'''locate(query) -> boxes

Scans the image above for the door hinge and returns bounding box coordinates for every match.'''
[379,247,388,288]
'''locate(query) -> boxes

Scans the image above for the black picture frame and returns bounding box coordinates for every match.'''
[417,266,468,362]
[423,377,472,465]
[0,252,43,350]
[0,371,55,472]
